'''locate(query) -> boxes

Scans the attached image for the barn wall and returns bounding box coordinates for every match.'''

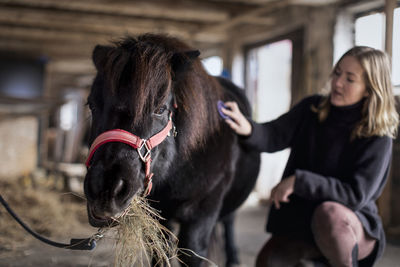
[227,5,337,106]
[302,6,336,100]
[0,116,38,180]
[226,2,400,231]
[225,5,338,200]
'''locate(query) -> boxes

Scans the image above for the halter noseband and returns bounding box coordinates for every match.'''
[85,112,175,196]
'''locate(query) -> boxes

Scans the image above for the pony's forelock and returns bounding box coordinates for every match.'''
[98,34,223,156]
[102,36,172,124]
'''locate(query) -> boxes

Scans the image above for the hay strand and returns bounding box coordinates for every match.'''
[110,195,179,267]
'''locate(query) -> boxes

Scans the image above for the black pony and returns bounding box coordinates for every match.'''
[84,34,260,267]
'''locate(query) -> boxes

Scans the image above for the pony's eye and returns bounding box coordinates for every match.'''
[154,105,167,115]
[86,102,95,112]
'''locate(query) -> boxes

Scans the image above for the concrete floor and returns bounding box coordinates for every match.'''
[1,201,400,267]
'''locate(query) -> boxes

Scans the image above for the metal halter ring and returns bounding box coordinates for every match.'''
[137,140,151,162]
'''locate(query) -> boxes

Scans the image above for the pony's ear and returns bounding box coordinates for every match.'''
[92,45,112,70]
[171,50,200,81]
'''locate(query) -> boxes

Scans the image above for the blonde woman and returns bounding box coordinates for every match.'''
[222,47,398,267]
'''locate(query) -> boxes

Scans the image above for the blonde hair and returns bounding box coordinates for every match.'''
[314,46,399,139]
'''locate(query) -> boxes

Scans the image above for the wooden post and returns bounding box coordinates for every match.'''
[222,41,233,78]
[378,0,396,228]
[384,0,396,58]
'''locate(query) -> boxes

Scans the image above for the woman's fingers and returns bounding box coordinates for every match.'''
[221,101,252,136]
[270,188,280,209]
[225,118,240,131]
[270,182,292,210]
[273,198,281,209]
[221,107,236,120]
[224,101,239,111]
[223,102,240,119]
[281,192,290,203]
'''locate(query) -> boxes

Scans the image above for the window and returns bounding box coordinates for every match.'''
[0,55,44,98]
[246,40,292,121]
[245,39,292,200]
[60,100,78,131]
[202,56,223,76]
[355,8,400,91]
[355,13,385,50]
[392,8,400,86]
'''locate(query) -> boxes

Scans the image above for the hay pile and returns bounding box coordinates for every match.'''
[0,177,223,267]
[0,177,179,266]
[0,178,90,253]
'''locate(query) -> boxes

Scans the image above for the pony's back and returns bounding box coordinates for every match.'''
[216,77,261,218]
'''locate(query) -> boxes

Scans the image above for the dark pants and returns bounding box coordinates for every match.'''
[256,201,376,267]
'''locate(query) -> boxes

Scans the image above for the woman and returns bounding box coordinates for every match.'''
[222,47,398,267]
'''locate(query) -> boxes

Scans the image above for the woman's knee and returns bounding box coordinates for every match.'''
[311,201,353,238]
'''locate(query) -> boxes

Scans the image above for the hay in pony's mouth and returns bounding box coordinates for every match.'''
[102,195,179,267]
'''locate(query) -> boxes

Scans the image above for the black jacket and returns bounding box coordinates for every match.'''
[242,95,392,265]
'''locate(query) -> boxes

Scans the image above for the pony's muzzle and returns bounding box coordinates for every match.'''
[84,158,143,227]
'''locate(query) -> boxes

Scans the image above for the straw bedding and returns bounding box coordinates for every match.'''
[0,178,179,266]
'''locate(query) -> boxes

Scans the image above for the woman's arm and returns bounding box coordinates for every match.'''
[293,136,392,210]
[222,96,319,153]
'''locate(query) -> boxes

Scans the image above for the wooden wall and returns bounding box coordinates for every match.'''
[0,116,38,180]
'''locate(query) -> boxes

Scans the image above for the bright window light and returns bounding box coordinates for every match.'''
[202,56,223,76]
[60,101,77,130]
[355,8,400,87]
[355,13,385,50]
[393,8,400,86]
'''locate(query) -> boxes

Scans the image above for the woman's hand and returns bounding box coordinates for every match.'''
[270,175,296,209]
[222,101,252,136]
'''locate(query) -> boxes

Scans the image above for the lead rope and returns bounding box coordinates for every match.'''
[0,194,98,250]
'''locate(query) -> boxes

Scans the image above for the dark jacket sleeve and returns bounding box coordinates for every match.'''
[294,136,392,211]
[240,95,319,153]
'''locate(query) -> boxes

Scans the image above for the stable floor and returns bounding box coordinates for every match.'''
[236,200,400,267]
[1,200,400,267]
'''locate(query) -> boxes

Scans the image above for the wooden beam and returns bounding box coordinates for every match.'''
[207,0,277,4]
[0,6,201,37]
[47,59,95,74]
[384,0,396,58]
[0,6,227,58]
[290,0,341,5]
[0,25,109,44]
[0,24,226,52]
[0,34,226,64]
[0,39,94,59]
[0,0,229,23]
[194,0,289,36]
[241,17,275,25]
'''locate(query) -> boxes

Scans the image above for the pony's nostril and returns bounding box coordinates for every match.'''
[113,179,125,197]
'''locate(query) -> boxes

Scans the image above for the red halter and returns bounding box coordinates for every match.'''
[85,113,175,196]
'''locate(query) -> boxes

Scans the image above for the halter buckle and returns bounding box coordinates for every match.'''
[168,125,177,137]
[137,140,151,162]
